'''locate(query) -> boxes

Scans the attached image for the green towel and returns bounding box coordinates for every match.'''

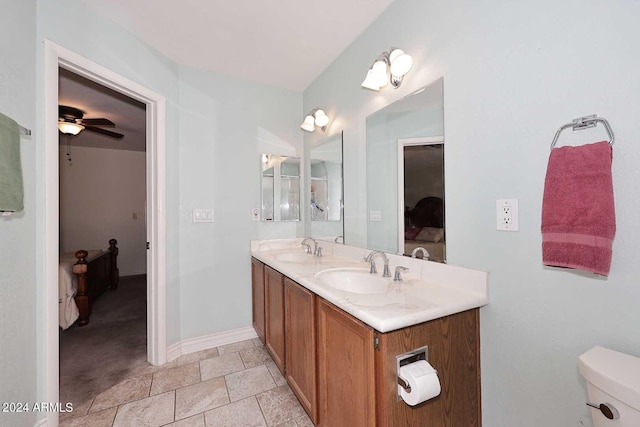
[0,112,24,212]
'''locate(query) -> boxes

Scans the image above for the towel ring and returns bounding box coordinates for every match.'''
[550,115,614,150]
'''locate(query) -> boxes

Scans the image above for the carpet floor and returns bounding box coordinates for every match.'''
[59,275,148,411]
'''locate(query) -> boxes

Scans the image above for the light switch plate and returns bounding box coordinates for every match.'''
[369,210,382,222]
[193,208,214,223]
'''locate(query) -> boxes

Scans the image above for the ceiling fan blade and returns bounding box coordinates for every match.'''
[81,118,115,126]
[84,125,124,139]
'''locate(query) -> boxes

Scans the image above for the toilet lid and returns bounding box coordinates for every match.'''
[579,346,640,411]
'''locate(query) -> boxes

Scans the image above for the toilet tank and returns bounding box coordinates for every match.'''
[579,346,640,426]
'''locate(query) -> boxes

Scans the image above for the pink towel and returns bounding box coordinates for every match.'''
[541,141,615,276]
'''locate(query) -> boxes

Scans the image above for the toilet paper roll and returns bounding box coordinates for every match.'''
[398,360,441,406]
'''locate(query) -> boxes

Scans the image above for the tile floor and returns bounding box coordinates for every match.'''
[60,338,313,427]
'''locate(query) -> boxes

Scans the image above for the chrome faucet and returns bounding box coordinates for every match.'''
[300,237,316,254]
[394,266,409,281]
[410,247,430,260]
[364,250,391,278]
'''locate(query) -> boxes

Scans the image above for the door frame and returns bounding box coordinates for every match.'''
[396,136,444,254]
[43,40,167,425]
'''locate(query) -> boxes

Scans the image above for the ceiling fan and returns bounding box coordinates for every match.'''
[58,105,124,139]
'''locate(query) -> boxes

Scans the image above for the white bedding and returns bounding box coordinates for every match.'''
[58,250,103,329]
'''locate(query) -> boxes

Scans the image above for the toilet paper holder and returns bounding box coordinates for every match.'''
[396,345,429,400]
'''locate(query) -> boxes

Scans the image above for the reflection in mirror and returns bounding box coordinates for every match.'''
[366,78,445,262]
[310,131,344,242]
[261,155,300,221]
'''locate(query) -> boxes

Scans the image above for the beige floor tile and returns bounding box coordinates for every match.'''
[175,377,229,421]
[200,352,245,381]
[90,374,152,413]
[294,414,314,427]
[204,396,267,427]
[113,390,175,427]
[60,407,117,427]
[226,365,276,402]
[175,348,219,367]
[273,422,296,427]
[239,346,273,369]
[217,339,255,355]
[60,398,93,422]
[265,361,287,387]
[255,386,307,426]
[151,362,200,395]
[251,338,264,347]
[138,360,178,375]
[164,413,206,427]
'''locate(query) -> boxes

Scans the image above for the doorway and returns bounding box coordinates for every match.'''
[44,40,167,426]
[397,136,445,262]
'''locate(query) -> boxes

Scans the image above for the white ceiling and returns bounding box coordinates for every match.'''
[61,0,394,152]
[78,0,395,92]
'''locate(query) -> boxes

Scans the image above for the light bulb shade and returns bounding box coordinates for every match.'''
[58,121,85,135]
[361,68,381,91]
[389,49,413,77]
[372,60,389,88]
[300,115,315,132]
[314,110,329,127]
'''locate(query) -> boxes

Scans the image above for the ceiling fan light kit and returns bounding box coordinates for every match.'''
[58,105,124,139]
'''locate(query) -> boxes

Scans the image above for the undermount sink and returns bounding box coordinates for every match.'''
[315,268,391,294]
[273,252,315,263]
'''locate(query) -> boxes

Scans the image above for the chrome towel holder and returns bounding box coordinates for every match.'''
[550,114,614,150]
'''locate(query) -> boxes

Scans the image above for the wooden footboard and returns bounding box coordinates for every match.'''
[72,239,120,327]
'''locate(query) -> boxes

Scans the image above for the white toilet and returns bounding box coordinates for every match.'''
[579,346,640,426]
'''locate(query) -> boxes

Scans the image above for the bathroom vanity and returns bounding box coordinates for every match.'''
[251,239,488,426]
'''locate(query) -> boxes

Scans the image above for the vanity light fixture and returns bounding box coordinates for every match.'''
[361,47,413,91]
[300,108,329,132]
[58,121,85,136]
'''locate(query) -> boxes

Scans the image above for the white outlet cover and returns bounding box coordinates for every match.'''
[496,199,519,231]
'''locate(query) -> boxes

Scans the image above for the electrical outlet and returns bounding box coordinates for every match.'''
[496,199,519,231]
[252,208,260,221]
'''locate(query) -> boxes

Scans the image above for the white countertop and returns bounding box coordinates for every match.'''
[251,239,489,333]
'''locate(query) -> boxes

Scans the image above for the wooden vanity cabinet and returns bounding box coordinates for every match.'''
[251,257,265,344]
[315,302,480,427]
[264,265,286,374]
[316,298,376,427]
[284,278,318,423]
[251,257,481,427]
[375,308,481,427]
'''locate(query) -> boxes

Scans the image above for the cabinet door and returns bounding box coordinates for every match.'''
[251,257,265,344]
[285,278,317,423]
[265,266,286,374]
[316,298,375,427]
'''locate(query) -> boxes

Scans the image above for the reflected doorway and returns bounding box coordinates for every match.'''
[397,136,445,262]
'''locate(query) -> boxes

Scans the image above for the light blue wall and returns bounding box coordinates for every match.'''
[0,1,37,426]
[303,0,640,426]
[178,66,301,339]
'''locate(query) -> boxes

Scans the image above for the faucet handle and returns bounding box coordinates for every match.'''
[393,266,409,281]
[315,246,323,257]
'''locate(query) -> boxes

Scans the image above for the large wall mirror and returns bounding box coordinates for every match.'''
[366,78,445,262]
[261,155,300,221]
[309,131,344,242]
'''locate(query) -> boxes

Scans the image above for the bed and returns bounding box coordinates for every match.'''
[59,238,119,329]
[404,197,445,262]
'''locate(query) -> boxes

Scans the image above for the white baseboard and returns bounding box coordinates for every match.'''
[167,326,258,362]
